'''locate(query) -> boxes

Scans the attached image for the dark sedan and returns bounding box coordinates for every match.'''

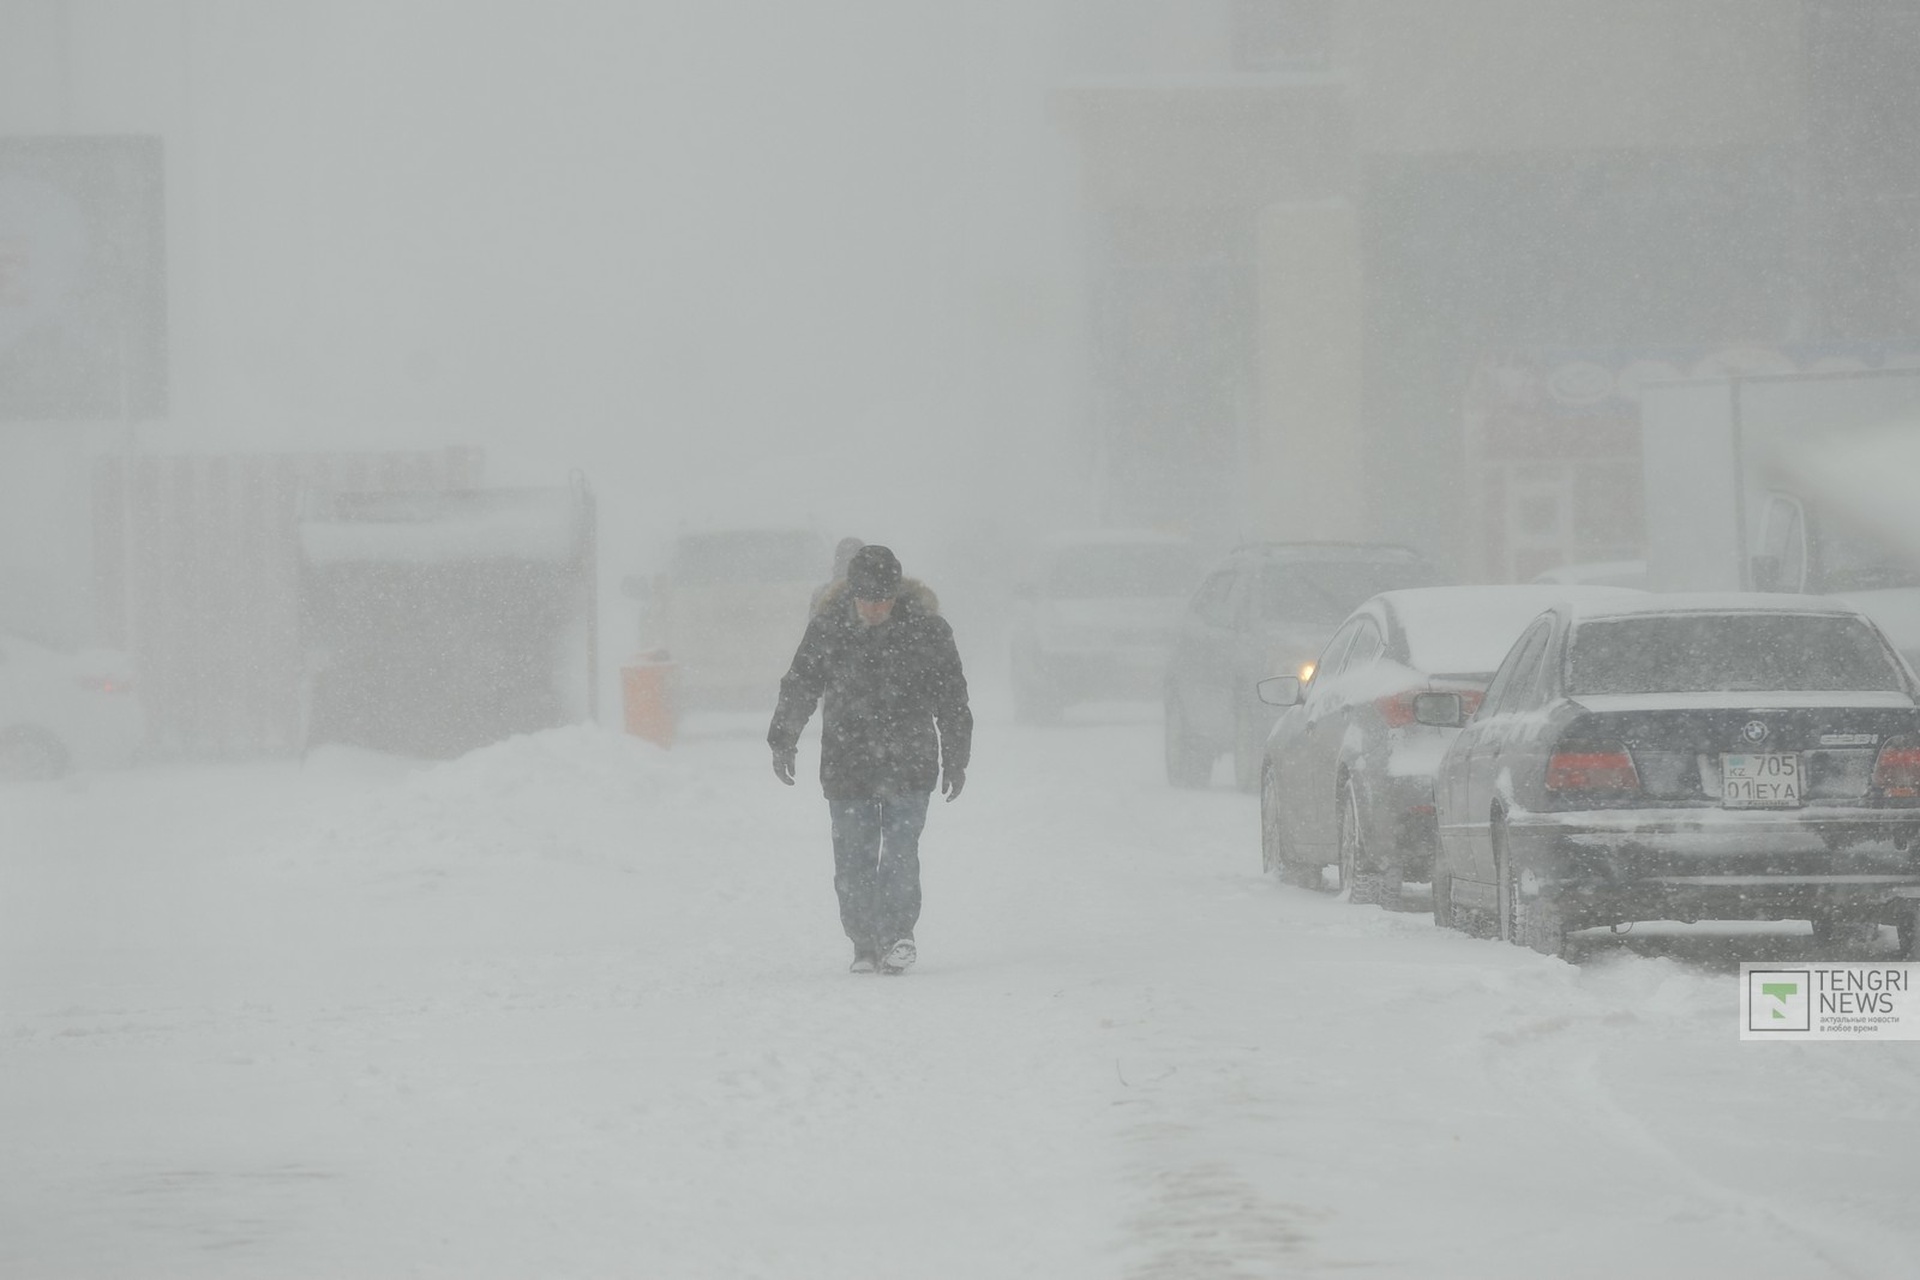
[1428,595,1920,958]
[1257,585,1640,906]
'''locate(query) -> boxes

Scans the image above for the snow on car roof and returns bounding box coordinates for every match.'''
[1378,585,1643,675]
[1561,592,1871,623]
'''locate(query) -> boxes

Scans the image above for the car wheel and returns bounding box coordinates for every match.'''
[1163,696,1211,789]
[1810,910,1882,952]
[1497,817,1568,958]
[1338,780,1399,909]
[0,726,70,781]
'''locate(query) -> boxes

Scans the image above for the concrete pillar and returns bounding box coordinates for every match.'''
[1251,200,1366,542]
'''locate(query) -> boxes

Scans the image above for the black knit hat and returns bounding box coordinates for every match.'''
[846,544,903,600]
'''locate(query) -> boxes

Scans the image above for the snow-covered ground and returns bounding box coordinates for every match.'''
[5,706,1920,1278]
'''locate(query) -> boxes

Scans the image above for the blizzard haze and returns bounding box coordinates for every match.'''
[8,4,1920,1278]
[24,2,1090,550]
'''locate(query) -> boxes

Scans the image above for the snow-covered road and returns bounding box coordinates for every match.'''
[6,710,1919,1278]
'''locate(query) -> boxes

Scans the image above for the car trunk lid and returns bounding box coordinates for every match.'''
[1561,692,1920,806]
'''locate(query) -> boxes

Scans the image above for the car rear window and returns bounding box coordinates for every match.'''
[1047,545,1201,599]
[1567,613,1907,695]
[1257,560,1441,625]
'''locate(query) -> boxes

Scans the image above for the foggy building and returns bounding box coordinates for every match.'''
[1056,0,1920,574]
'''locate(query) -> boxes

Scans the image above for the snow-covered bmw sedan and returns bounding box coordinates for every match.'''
[1427,595,1920,958]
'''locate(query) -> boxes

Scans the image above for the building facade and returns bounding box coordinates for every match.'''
[1057,0,1920,573]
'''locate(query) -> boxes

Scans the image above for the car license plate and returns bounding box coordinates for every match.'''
[1722,752,1801,808]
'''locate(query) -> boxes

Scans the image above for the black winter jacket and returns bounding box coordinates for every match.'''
[768,579,972,799]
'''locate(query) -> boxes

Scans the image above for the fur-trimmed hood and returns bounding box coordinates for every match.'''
[813,576,940,620]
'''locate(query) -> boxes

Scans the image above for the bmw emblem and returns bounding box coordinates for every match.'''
[1742,720,1770,744]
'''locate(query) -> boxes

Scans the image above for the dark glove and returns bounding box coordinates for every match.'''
[941,765,966,802]
[773,745,797,786]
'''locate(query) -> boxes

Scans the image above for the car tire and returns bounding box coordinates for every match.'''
[1163,696,1211,789]
[0,726,70,781]
[1514,887,1570,959]
[1338,780,1399,909]
[1810,910,1882,952]
[1497,816,1568,958]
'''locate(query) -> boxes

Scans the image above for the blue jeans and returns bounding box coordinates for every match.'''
[827,791,930,956]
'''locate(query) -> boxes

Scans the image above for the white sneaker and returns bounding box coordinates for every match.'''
[879,938,916,974]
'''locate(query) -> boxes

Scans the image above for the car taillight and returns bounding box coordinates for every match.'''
[1873,738,1920,798]
[1547,745,1640,794]
[1377,688,1484,728]
[1376,692,1420,727]
[76,675,133,695]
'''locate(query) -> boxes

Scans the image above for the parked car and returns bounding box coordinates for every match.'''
[1256,585,1642,904]
[0,632,144,779]
[626,528,830,711]
[1163,543,1445,790]
[1009,531,1201,722]
[1427,594,1920,958]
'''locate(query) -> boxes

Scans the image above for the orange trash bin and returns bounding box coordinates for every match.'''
[621,651,677,748]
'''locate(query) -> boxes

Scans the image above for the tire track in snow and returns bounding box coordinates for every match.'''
[1476,959,1907,1279]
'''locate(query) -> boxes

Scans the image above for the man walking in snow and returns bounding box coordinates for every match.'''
[769,544,972,974]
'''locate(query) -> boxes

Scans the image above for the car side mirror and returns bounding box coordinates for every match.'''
[1412,691,1466,728]
[1750,554,1783,592]
[1257,675,1303,708]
